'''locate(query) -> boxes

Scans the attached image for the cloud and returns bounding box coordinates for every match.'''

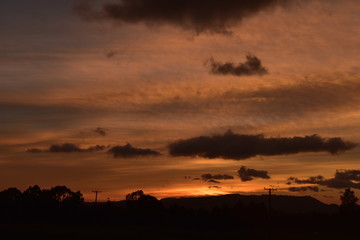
[288,186,319,192]
[93,127,107,137]
[135,80,360,121]
[26,148,42,153]
[288,170,360,189]
[201,173,234,181]
[207,179,221,184]
[107,143,160,158]
[209,186,222,189]
[207,54,268,76]
[49,143,82,153]
[106,51,118,59]
[74,0,289,34]
[87,145,107,152]
[237,166,270,182]
[334,169,360,181]
[168,130,357,160]
[27,143,106,153]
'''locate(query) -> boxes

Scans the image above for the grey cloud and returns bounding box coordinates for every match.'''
[288,170,360,190]
[288,186,319,192]
[27,143,106,153]
[168,130,357,160]
[207,179,221,184]
[207,55,268,76]
[107,143,160,158]
[26,148,42,153]
[106,51,118,59]
[238,166,270,182]
[87,145,107,152]
[201,173,234,181]
[93,127,107,137]
[334,169,360,181]
[74,0,289,34]
[49,143,82,153]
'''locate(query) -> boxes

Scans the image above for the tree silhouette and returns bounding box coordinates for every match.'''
[340,187,358,208]
[340,187,358,220]
[126,190,145,201]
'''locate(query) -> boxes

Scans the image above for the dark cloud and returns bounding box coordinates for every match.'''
[49,143,82,153]
[26,148,42,153]
[207,179,221,184]
[93,127,107,137]
[288,170,360,190]
[288,186,319,192]
[201,173,234,181]
[108,143,160,158]
[334,169,360,181]
[168,131,357,160]
[207,55,268,76]
[27,143,106,153]
[87,145,107,152]
[237,166,270,182]
[74,0,289,34]
[208,186,222,189]
[287,175,325,184]
[106,51,118,59]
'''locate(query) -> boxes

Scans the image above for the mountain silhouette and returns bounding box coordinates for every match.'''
[160,194,339,214]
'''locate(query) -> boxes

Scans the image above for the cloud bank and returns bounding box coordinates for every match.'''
[288,170,360,189]
[74,0,289,34]
[207,55,268,76]
[168,131,357,160]
[108,143,160,158]
[237,166,270,182]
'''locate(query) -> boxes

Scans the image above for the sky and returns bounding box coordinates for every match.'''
[1,0,360,204]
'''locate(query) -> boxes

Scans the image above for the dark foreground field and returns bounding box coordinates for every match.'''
[1,222,358,240]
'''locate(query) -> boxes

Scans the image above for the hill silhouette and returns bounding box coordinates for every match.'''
[160,194,339,214]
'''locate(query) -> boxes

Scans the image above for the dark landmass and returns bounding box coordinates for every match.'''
[1,186,359,239]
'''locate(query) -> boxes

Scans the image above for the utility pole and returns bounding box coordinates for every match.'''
[92,190,101,205]
[264,187,277,240]
[264,187,277,217]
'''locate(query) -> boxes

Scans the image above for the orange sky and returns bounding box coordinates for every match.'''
[1,0,360,204]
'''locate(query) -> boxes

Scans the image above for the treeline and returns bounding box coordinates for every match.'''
[0,185,84,223]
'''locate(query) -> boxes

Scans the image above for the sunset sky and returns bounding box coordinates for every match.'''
[1,0,360,204]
